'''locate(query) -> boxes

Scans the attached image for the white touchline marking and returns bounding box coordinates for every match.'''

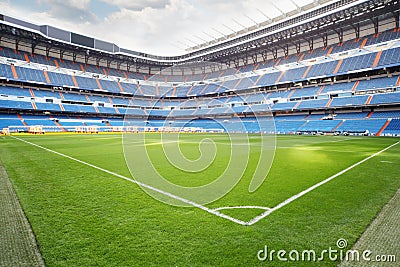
[10,136,248,226]
[10,136,400,226]
[213,206,271,212]
[246,141,400,225]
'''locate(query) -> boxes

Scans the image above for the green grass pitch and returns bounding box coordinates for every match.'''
[0,134,399,266]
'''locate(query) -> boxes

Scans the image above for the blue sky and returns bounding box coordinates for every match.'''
[0,0,316,56]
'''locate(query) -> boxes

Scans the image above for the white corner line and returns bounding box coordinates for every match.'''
[10,136,248,226]
[246,140,400,225]
[213,206,272,212]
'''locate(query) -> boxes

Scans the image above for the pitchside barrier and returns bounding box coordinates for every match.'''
[3,126,225,134]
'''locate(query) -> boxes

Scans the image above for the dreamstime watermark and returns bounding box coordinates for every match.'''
[122,62,276,207]
[257,238,397,263]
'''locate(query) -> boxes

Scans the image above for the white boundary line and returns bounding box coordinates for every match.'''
[247,140,400,225]
[10,136,248,226]
[213,206,271,212]
[10,136,399,226]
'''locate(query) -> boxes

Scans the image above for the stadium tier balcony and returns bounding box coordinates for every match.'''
[63,104,96,114]
[298,120,341,132]
[0,99,33,110]
[334,112,369,119]
[275,115,307,120]
[254,71,282,87]
[280,66,309,84]
[46,71,75,87]
[0,86,32,97]
[0,114,25,129]
[304,114,326,120]
[35,102,62,112]
[170,109,195,117]
[306,61,337,79]
[290,86,321,99]
[330,95,369,107]
[99,80,121,94]
[120,107,147,117]
[271,101,298,111]
[32,89,61,99]
[369,92,400,105]
[120,82,139,94]
[0,63,14,79]
[247,103,270,112]
[74,76,100,91]
[62,93,88,102]
[244,93,268,103]
[383,118,400,135]
[336,119,387,134]
[111,97,130,106]
[296,98,329,110]
[301,47,329,61]
[370,111,400,118]
[0,26,399,100]
[356,76,399,92]
[175,86,191,97]
[320,82,355,94]
[14,66,48,84]
[97,106,118,115]
[378,47,400,68]
[365,30,400,46]
[275,120,305,134]
[203,84,222,95]
[330,39,362,54]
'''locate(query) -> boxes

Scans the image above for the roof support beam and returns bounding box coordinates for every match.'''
[15,39,19,51]
[334,27,344,44]
[59,49,64,61]
[352,23,360,40]
[251,54,258,64]
[371,17,379,35]
[393,11,399,29]
[261,50,267,62]
[30,42,37,55]
[295,42,301,54]
[322,32,328,48]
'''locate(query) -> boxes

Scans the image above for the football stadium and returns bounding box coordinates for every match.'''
[0,0,399,266]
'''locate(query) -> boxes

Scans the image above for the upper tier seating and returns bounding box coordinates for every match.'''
[1,32,399,98]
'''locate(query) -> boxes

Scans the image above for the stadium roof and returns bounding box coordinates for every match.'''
[0,0,398,72]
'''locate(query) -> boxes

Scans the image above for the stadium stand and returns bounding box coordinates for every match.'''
[0,2,400,135]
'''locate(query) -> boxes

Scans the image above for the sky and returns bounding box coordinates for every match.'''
[0,0,316,56]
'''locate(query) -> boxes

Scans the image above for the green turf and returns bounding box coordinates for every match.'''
[0,134,399,266]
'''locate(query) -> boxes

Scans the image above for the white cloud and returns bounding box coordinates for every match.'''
[37,0,91,10]
[37,0,98,23]
[0,0,305,56]
[101,0,170,11]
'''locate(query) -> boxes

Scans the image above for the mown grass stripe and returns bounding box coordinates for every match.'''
[0,162,45,267]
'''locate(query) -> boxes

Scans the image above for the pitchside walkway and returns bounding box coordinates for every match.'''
[340,188,400,267]
[0,162,45,267]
